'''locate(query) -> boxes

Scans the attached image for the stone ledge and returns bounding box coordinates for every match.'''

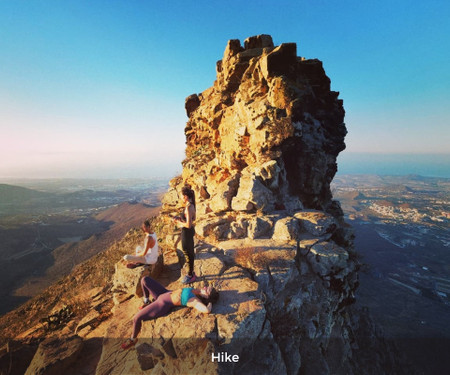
[112,254,164,304]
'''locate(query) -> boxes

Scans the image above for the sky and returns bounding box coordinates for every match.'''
[1,0,449,179]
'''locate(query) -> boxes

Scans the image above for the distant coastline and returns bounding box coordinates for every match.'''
[337,153,450,178]
[0,153,449,181]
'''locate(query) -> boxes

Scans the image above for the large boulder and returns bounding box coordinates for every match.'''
[112,254,164,304]
[307,241,350,278]
[231,172,274,212]
[294,210,337,236]
[209,175,239,212]
[272,216,301,241]
[248,215,273,239]
[161,33,346,227]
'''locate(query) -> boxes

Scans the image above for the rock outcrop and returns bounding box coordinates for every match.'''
[112,254,164,304]
[168,34,346,217]
[93,35,401,375]
[14,34,401,375]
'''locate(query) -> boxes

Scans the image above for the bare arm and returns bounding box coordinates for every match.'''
[187,297,212,313]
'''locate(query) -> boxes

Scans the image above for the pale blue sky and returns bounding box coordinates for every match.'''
[1,0,449,178]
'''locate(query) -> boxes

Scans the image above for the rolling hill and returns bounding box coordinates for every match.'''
[0,202,160,315]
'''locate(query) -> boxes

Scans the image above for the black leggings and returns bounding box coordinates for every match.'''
[181,227,195,276]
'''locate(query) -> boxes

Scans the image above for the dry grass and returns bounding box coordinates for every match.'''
[234,246,271,270]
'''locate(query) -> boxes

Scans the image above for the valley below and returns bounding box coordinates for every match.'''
[0,179,168,315]
[0,174,448,373]
[333,174,450,373]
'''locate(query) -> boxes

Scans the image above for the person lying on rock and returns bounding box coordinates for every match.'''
[121,276,219,349]
[123,219,159,267]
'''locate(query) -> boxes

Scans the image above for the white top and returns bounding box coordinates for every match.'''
[136,233,158,264]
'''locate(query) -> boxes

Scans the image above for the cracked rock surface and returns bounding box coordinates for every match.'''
[93,35,402,375]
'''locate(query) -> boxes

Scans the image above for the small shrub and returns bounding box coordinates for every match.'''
[39,305,74,331]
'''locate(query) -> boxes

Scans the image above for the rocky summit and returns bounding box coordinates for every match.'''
[178,34,346,215]
[95,35,397,374]
[1,35,402,375]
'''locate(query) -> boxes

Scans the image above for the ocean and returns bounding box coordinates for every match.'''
[337,153,450,178]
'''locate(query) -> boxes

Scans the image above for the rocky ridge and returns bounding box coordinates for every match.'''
[95,35,400,374]
[0,35,403,375]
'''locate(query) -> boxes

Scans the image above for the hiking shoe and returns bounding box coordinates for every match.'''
[182,273,197,284]
[121,338,137,350]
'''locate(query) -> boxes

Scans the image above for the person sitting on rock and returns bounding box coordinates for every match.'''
[123,219,158,267]
[121,276,218,349]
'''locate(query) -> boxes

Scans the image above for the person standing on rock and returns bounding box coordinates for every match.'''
[123,219,159,266]
[121,276,218,349]
[173,186,197,283]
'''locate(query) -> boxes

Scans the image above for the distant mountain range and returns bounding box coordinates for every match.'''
[0,184,51,203]
[13,202,160,297]
[0,183,153,216]
[0,198,160,315]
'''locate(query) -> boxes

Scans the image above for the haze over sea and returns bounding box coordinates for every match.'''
[1,153,449,182]
[337,153,450,178]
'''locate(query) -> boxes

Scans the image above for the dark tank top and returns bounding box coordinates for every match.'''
[181,203,196,227]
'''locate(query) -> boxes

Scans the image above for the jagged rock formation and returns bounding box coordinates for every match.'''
[2,35,403,375]
[94,35,401,375]
[162,34,348,245]
[174,34,345,213]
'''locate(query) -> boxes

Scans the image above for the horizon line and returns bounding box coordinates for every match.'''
[0,173,449,182]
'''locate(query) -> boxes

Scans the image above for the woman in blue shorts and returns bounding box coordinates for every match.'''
[121,276,218,349]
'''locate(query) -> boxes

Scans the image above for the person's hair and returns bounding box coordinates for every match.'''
[181,186,195,206]
[198,287,219,305]
[143,219,151,228]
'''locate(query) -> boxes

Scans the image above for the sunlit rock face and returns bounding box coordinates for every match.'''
[92,36,400,375]
[174,34,346,220]
[161,34,349,248]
